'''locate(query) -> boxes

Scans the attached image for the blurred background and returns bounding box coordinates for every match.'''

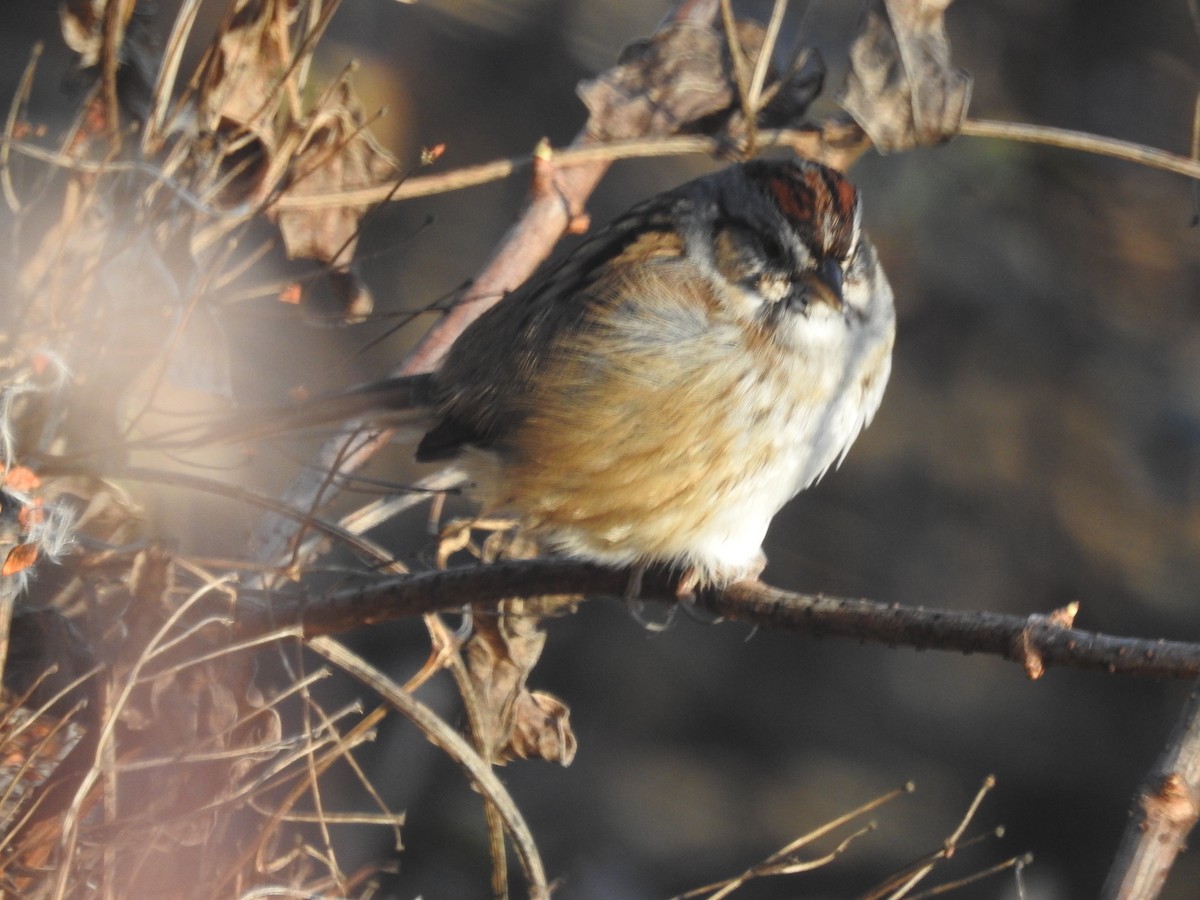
[3,1,1200,897]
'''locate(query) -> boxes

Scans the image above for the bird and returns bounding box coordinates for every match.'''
[194,157,896,591]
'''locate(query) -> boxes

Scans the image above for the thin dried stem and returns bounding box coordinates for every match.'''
[871,776,998,900]
[718,0,754,133]
[960,117,1200,180]
[141,0,203,153]
[747,0,788,115]
[2,137,242,216]
[700,825,875,899]
[305,636,550,899]
[906,852,1034,899]
[261,117,1200,215]
[681,783,909,899]
[2,41,42,212]
[58,577,239,840]
[99,0,135,145]
[0,701,86,833]
[269,125,862,211]
[84,465,402,572]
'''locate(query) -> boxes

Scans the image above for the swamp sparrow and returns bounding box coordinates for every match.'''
[197,157,895,587]
[410,157,895,586]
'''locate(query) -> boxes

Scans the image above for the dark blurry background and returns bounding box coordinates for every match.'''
[5,1,1200,898]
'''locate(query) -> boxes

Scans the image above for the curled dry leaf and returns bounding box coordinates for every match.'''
[272,87,398,267]
[463,602,577,766]
[52,476,144,551]
[193,0,305,207]
[508,689,576,765]
[270,84,397,322]
[578,18,821,144]
[199,0,299,154]
[456,531,579,766]
[755,49,826,131]
[839,0,972,152]
[579,21,742,140]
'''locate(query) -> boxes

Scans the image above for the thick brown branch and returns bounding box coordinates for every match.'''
[1101,686,1200,899]
[232,559,1200,681]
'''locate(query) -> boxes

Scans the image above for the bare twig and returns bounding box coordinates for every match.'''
[718,0,755,137]
[905,852,1033,899]
[99,0,135,144]
[875,776,997,899]
[225,558,1200,681]
[141,0,202,153]
[96,464,403,574]
[16,114,1200,224]
[677,783,910,899]
[305,636,550,899]
[960,117,1200,180]
[747,0,788,117]
[2,137,248,216]
[1,41,42,211]
[1100,686,1200,899]
[262,115,1200,213]
[268,123,868,212]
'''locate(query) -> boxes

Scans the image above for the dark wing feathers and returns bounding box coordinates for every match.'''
[420,193,689,458]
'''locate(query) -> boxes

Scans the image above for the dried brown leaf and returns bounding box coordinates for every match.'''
[463,605,577,766]
[580,16,825,153]
[199,0,293,149]
[839,0,972,152]
[756,49,826,130]
[115,613,281,848]
[580,18,814,144]
[0,708,87,832]
[508,690,576,765]
[271,85,398,271]
[579,22,741,141]
[191,0,302,206]
[453,532,579,766]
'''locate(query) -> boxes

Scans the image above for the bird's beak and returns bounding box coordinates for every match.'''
[802,259,845,312]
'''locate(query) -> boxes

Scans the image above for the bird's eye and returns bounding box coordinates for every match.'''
[713,220,801,305]
[757,232,787,266]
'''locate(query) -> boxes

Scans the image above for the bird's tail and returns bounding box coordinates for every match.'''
[134,373,439,450]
